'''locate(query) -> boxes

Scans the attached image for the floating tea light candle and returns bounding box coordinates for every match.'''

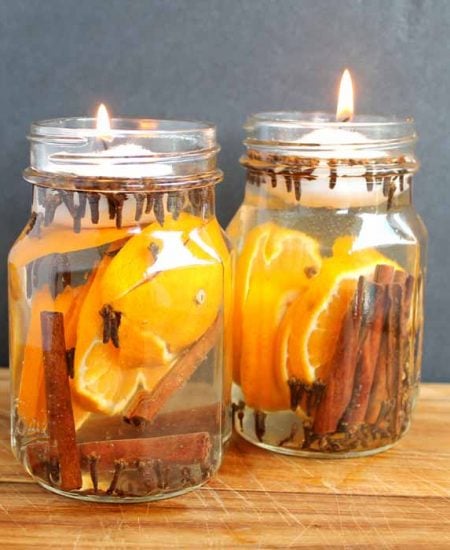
[247,70,414,209]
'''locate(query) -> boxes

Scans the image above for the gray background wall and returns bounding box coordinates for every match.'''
[0,0,448,380]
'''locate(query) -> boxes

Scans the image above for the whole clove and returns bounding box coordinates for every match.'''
[99,304,122,348]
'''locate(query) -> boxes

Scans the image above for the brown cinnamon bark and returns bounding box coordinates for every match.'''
[41,312,82,491]
[123,316,221,425]
[374,264,395,285]
[312,277,364,435]
[404,274,414,315]
[27,432,211,475]
[75,403,220,442]
[395,272,415,383]
[404,274,415,392]
[80,432,211,469]
[365,265,395,425]
[341,282,385,425]
[390,283,405,437]
[393,270,407,286]
[393,272,414,336]
[385,286,399,411]
[287,379,325,417]
[124,400,221,432]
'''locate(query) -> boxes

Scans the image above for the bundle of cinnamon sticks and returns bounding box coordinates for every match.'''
[287,264,415,453]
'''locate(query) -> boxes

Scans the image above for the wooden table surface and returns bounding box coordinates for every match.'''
[1,370,449,548]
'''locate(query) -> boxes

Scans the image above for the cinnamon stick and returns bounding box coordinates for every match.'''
[394,271,414,334]
[341,282,385,425]
[365,265,395,425]
[390,283,405,437]
[74,402,220,442]
[312,277,364,435]
[41,311,82,491]
[374,264,395,285]
[123,316,221,425]
[27,432,211,475]
[394,270,414,366]
[402,274,415,389]
[80,433,211,469]
[124,400,221,432]
[412,274,423,385]
[287,379,325,417]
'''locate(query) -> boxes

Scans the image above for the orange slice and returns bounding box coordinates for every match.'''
[74,338,139,415]
[100,213,204,304]
[72,255,138,415]
[118,317,173,369]
[277,236,400,385]
[234,222,322,411]
[9,224,130,268]
[102,213,225,355]
[67,214,229,416]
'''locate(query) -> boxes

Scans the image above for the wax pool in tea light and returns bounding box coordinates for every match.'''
[228,70,426,457]
[9,106,231,502]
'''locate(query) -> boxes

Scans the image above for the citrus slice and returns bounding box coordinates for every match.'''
[234,222,322,411]
[118,317,173,369]
[100,213,204,304]
[74,338,139,415]
[102,213,225,355]
[73,215,226,413]
[72,255,138,415]
[277,236,400,385]
[10,224,130,268]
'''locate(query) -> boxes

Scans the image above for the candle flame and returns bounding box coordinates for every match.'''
[336,69,354,122]
[96,103,111,134]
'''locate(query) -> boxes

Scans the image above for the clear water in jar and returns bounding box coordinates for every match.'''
[9,185,230,500]
[228,179,425,457]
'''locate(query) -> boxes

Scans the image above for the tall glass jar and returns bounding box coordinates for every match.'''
[9,117,231,501]
[228,112,427,457]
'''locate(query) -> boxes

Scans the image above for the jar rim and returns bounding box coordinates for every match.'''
[30,117,216,141]
[245,111,414,128]
[244,111,416,153]
[27,117,220,182]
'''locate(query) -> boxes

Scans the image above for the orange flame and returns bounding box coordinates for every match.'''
[336,69,354,122]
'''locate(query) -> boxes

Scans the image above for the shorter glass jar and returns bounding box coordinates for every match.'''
[9,117,231,501]
[228,112,427,457]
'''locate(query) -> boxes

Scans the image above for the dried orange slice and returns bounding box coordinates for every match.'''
[234,222,322,411]
[277,236,399,385]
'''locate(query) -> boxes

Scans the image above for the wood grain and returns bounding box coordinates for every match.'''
[1,370,449,548]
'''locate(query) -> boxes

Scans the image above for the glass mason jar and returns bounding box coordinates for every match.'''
[228,112,427,457]
[9,117,231,501]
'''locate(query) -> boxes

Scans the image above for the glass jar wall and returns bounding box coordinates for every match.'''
[9,118,231,501]
[228,112,427,457]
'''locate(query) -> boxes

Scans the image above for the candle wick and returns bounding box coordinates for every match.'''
[336,114,351,123]
[100,138,109,151]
